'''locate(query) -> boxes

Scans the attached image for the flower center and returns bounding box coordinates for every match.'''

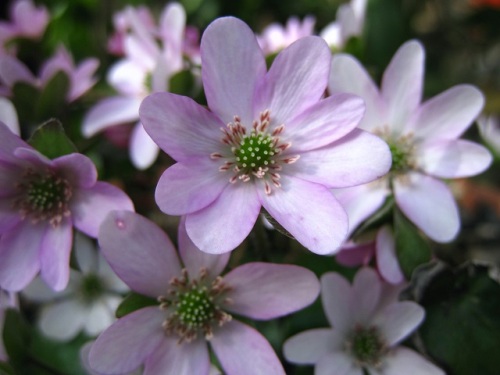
[158,268,232,344]
[211,110,299,195]
[375,127,416,175]
[14,168,72,227]
[346,325,387,368]
[80,273,105,302]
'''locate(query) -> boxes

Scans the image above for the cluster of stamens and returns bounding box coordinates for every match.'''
[158,268,233,344]
[211,110,300,195]
[345,325,388,368]
[14,168,73,227]
[375,127,417,176]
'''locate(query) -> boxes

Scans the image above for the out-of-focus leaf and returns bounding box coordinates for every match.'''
[394,208,432,279]
[0,361,15,375]
[11,82,40,126]
[36,71,70,120]
[168,70,195,96]
[419,265,500,375]
[116,292,158,318]
[28,119,77,159]
[3,309,31,369]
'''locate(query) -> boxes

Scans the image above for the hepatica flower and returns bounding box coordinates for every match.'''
[329,40,492,243]
[0,122,134,292]
[140,17,391,255]
[89,210,320,375]
[283,267,445,375]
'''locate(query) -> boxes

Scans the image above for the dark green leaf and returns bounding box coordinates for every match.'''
[116,292,158,318]
[11,82,40,126]
[35,71,70,121]
[28,119,77,159]
[3,309,31,368]
[394,208,432,279]
[168,70,195,96]
[0,361,15,375]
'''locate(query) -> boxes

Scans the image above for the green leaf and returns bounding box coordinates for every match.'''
[419,265,500,375]
[393,208,432,279]
[116,292,158,318]
[35,71,70,121]
[0,361,15,375]
[3,309,31,369]
[11,82,40,126]
[28,119,77,159]
[168,70,195,96]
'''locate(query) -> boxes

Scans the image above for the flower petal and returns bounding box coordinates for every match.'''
[201,17,266,125]
[394,172,459,243]
[82,96,142,137]
[130,123,160,170]
[71,181,134,238]
[0,221,44,291]
[373,301,424,346]
[329,54,385,131]
[186,183,261,254]
[336,242,374,267]
[382,347,445,375]
[351,267,382,325]
[39,217,73,291]
[0,97,19,135]
[89,307,165,374]
[98,210,181,297]
[418,139,492,179]
[223,262,319,319]
[107,59,146,97]
[178,216,229,278]
[0,198,21,234]
[408,85,484,140]
[144,337,210,375]
[259,177,348,255]
[255,36,330,126]
[376,226,405,285]
[381,40,424,128]
[320,272,352,332]
[39,299,87,340]
[293,128,391,188]
[0,121,29,163]
[0,55,36,87]
[286,93,365,152]
[140,92,223,162]
[283,328,341,364]
[210,320,286,375]
[316,352,363,375]
[53,153,98,189]
[85,300,116,337]
[155,160,228,215]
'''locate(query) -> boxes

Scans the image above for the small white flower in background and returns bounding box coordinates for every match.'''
[320,0,367,49]
[257,16,315,55]
[22,233,128,341]
[478,114,500,156]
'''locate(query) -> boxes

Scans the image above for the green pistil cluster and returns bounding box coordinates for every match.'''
[348,326,386,367]
[389,142,411,173]
[234,132,275,172]
[176,287,215,329]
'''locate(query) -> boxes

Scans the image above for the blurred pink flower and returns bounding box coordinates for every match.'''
[89,210,320,375]
[257,16,315,55]
[284,267,444,375]
[320,0,367,49]
[0,122,134,292]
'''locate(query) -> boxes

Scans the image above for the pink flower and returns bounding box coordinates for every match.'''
[0,122,134,292]
[140,17,391,255]
[257,16,316,55]
[320,0,367,49]
[283,267,445,375]
[89,210,320,375]
[329,40,492,243]
[83,2,196,170]
[0,97,19,135]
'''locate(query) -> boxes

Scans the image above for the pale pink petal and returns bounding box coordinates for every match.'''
[316,352,363,375]
[394,172,459,243]
[159,3,186,49]
[286,93,365,152]
[255,36,330,126]
[82,97,141,137]
[201,17,266,125]
[107,59,147,97]
[129,122,160,170]
[381,347,445,375]
[186,183,261,254]
[418,139,492,179]
[178,217,230,278]
[373,301,424,346]
[351,267,382,325]
[381,40,424,129]
[376,226,405,284]
[144,337,210,375]
[408,85,484,140]
[53,153,98,188]
[39,217,73,291]
[210,320,286,375]
[89,307,165,374]
[71,181,134,238]
[0,221,45,291]
[223,262,319,319]
[140,92,224,162]
[155,160,228,215]
[98,210,181,297]
[259,177,348,255]
[0,97,19,135]
[293,129,391,188]
[11,0,49,37]
[0,199,21,233]
[320,272,352,332]
[0,55,37,87]
[69,58,99,101]
[329,54,385,131]
[283,328,342,364]
[84,301,116,337]
[39,299,88,340]
[0,122,30,162]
